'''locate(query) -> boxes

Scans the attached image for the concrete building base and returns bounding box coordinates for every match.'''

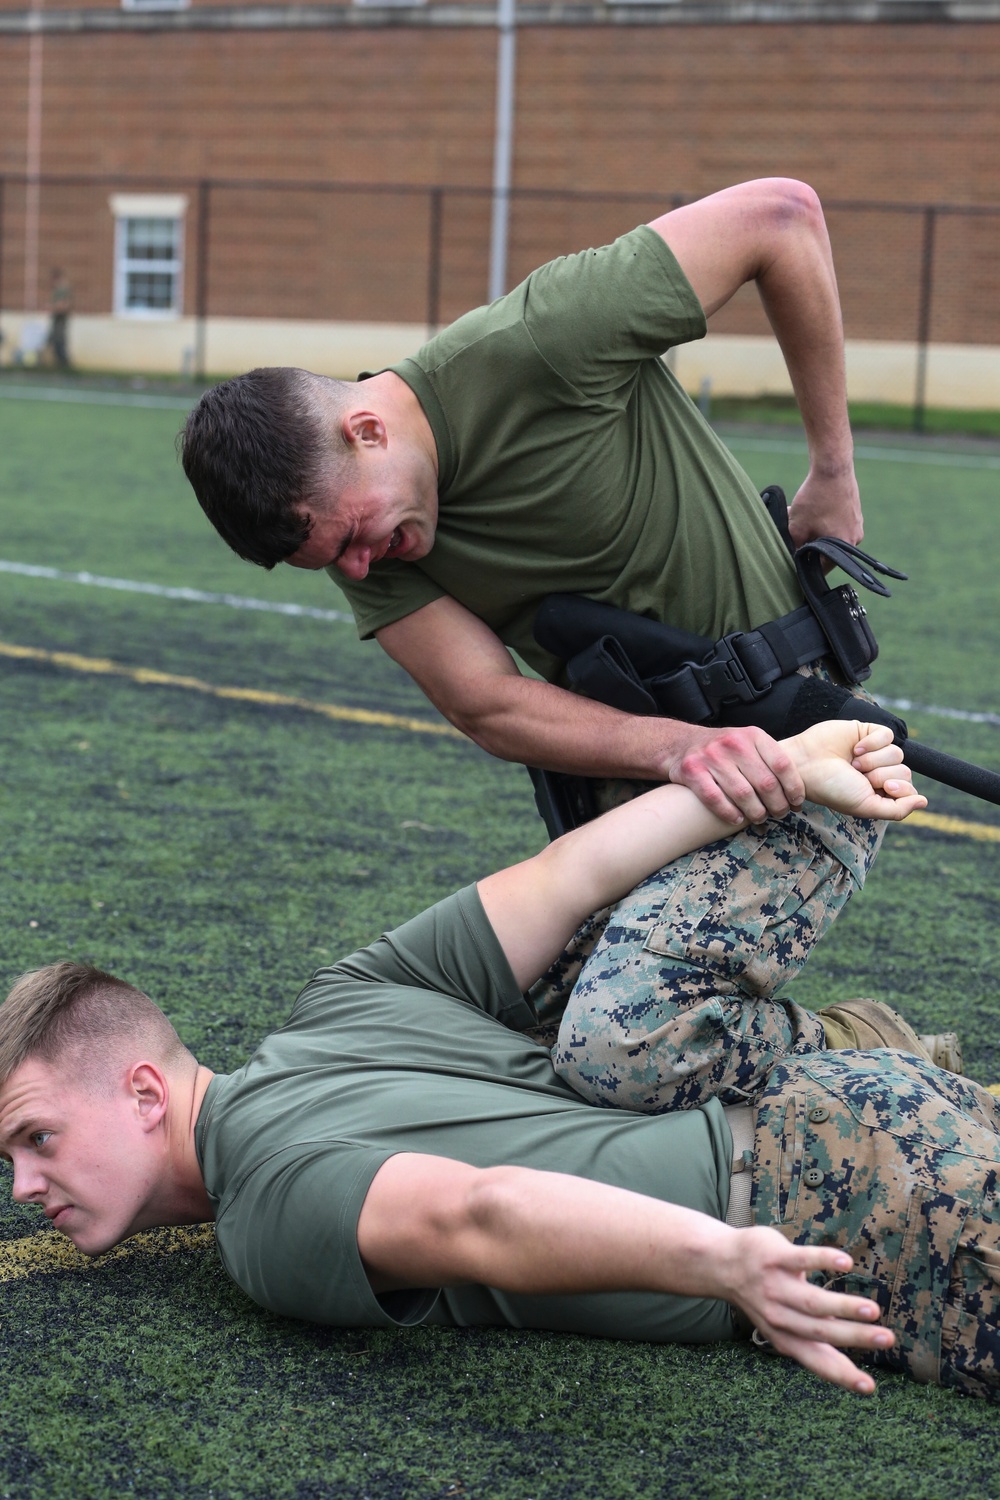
[2,312,998,411]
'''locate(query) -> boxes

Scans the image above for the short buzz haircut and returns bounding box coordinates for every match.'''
[179,367,348,569]
[0,963,191,1093]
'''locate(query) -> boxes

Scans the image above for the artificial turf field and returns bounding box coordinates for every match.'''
[1,382,1000,1500]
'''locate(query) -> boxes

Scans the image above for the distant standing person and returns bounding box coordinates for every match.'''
[47,268,73,372]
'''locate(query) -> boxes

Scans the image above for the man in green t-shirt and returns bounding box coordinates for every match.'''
[3,722,998,1401]
[181,178,859,826]
[180,178,941,1075]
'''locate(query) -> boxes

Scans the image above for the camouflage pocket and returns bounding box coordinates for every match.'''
[774,1094,804,1225]
[940,1235,1000,1399]
[794,1052,1000,1165]
[642,824,837,995]
[885,1185,970,1385]
[752,1090,805,1229]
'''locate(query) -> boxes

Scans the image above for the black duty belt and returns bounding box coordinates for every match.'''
[527,487,912,840]
[535,535,905,729]
[527,487,1000,838]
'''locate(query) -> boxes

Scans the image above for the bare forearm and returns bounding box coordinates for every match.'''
[751,184,862,544]
[467,1168,737,1296]
[756,185,853,475]
[378,596,804,826]
[468,1168,897,1395]
[360,1155,893,1394]
[381,1162,736,1300]
[542,779,732,925]
[478,779,732,986]
[450,669,690,780]
[479,721,922,989]
[542,719,921,925]
[454,1172,896,1395]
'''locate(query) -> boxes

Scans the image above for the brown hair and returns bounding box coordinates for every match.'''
[0,962,191,1091]
[179,367,353,568]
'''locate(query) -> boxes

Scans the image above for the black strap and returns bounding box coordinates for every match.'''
[635,604,829,723]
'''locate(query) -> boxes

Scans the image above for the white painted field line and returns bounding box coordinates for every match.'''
[0,382,194,410]
[0,558,354,624]
[2,557,998,730]
[728,434,1000,471]
[879,696,1000,728]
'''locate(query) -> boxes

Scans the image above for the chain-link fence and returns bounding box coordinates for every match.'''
[1,172,998,425]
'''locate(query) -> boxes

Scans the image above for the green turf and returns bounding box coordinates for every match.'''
[708,391,1000,438]
[2,392,1000,1498]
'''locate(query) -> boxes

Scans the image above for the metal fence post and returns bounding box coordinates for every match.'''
[427,186,443,336]
[194,178,211,383]
[488,0,517,302]
[914,205,937,434]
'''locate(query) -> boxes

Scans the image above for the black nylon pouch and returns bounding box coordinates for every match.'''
[795,538,907,685]
[564,635,658,716]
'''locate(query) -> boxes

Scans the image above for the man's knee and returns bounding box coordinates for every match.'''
[762,177,826,236]
[553,980,735,1111]
[553,973,822,1114]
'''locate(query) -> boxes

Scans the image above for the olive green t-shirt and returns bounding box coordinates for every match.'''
[195,885,737,1343]
[333,225,802,679]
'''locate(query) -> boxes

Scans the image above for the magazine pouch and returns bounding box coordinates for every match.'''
[794,538,908,684]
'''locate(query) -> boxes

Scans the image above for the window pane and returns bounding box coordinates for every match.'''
[125,217,179,260]
[125,271,176,310]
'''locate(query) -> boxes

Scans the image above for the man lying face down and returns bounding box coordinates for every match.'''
[2,722,997,1401]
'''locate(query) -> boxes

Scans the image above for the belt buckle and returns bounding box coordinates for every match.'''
[693,632,769,709]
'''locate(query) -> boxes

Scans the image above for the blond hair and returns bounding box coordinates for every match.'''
[0,962,191,1090]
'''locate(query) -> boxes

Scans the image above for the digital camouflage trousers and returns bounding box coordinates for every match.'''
[545,801,884,1113]
[752,1048,1000,1400]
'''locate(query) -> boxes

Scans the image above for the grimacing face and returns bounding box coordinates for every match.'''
[285,432,440,581]
[0,1056,160,1255]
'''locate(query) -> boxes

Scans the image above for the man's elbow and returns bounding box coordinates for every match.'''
[464,1166,525,1233]
[755,177,825,239]
[460,1166,536,1282]
[444,700,520,763]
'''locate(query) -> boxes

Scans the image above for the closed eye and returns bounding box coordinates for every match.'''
[333,527,357,564]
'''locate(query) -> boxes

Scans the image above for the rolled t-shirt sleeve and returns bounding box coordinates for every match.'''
[298,885,536,1033]
[214,1143,440,1327]
[327,558,446,642]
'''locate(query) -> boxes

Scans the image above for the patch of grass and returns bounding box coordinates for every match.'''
[706,391,1000,439]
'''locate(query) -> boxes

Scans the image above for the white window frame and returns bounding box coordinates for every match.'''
[110,194,188,320]
[121,0,189,12]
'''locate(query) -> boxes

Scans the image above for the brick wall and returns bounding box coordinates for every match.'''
[1,11,998,343]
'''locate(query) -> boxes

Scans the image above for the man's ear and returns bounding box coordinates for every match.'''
[341,409,388,451]
[128,1063,169,1131]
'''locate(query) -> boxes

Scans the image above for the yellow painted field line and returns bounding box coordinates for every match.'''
[0,639,462,739]
[5,641,1000,836]
[906,810,1000,843]
[0,1222,216,1284]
